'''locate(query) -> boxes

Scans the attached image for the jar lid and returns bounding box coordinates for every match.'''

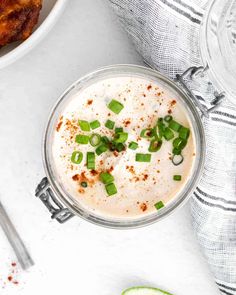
[200,0,236,102]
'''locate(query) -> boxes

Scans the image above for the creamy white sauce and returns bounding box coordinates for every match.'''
[52,76,196,218]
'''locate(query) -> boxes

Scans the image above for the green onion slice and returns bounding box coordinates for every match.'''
[95,144,108,156]
[86,152,95,169]
[135,153,151,162]
[75,134,89,144]
[89,133,101,147]
[78,120,90,131]
[105,119,115,130]
[148,139,162,152]
[155,201,164,210]
[163,127,174,141]
[71,151,83,164]
[108,99,124,114]
[114,132,128,143]
[115,143,125,152]
[81,182,88,188]
[115,127,123,133]
[164,115,173,122]
[179,126,190,140]
[105,183,117,196]
[172,147,182,155]
[157,119,165,138]
[173,175,182,181]
[101,136,110,145]
[172,154,184,166]
[173,137,187,150]
[90,120,101,130]
[140,128,153,138]
[128,141,138,150]
[100,172,114,185]
[169,120,182,132]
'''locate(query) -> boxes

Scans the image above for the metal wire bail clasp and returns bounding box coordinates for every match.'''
[35,177,74,223]
[175,66,225,118]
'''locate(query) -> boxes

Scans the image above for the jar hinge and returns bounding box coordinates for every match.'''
[35,177,74,223]
[175,66,225,118]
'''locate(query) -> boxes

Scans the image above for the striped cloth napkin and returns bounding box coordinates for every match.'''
[109,0,236,294]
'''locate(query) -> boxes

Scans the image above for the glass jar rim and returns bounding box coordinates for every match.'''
[43,64,206,229]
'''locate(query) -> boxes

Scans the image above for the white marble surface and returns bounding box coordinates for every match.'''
[0,0,220,294]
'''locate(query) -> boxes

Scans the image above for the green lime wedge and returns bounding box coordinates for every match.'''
[122,286,173,295]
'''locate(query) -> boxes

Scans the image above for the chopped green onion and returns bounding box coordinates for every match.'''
[101,136,110,144]
[75,134,89,144]
[90,120,101,130]
[109,141,117,151]
[128,141,138,150]
[114,132,128,143]
[157,119,165,138]
[173,175,182,181]
[164,115,173,122]
[172,147,182,155]
[169,120,182,132]
[179,126,190,140]
[135,153,151,162]
[89,133,101,147]
[108,99,124,114]
[78,120,90,131]
[115,143,125,152]
[95,144,108,155]
[155,201,164,210]
[172,154,184,166]
[81,182,88,188]
[115,127,123,133]
[105,119,115,130]
[71,151,83,164]
[105,183,117,196]
[173,137,187,150]
[140,128,153,138]
[163,127,174,141]
[100,172,114,185]
[86,152,95,169]
[148,139,162,152]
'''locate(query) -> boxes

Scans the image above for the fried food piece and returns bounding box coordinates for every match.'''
[0,0,42,47]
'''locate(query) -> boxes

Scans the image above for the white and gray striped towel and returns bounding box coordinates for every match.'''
[109,0,236,294]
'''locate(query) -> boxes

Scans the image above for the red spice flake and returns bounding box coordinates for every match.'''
[143,174,148,181]
[87,99,93,105]
[123,119,131,127]
[147,84,152,91]
[126,165,135,174]
[56,120,63,132]
[11,262,16,267]
[13,281,19,285]
[113,151,119,157]
[143,94,146,97]
[72,174,80,181]
[108,113,111,117]
[78,188,85,194]
[157,92,161,96]
[168,109,172,114]
[7,276,13,282]
[99,160,104,165]
[170,100,176,107]
[140,203,147,212]
[90,170,98,176]
[108,166,114,173]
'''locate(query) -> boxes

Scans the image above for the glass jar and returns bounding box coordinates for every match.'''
[36,65,206,228]
[200,0,236,101]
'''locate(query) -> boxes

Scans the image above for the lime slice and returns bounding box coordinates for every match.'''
[122,286,172,295]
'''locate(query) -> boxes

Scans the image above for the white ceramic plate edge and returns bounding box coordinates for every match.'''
[0,0,68,69]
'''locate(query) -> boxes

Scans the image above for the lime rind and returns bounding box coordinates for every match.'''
[122,286,173,295]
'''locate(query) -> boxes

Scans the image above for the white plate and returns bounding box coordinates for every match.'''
[0,0,68,69]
